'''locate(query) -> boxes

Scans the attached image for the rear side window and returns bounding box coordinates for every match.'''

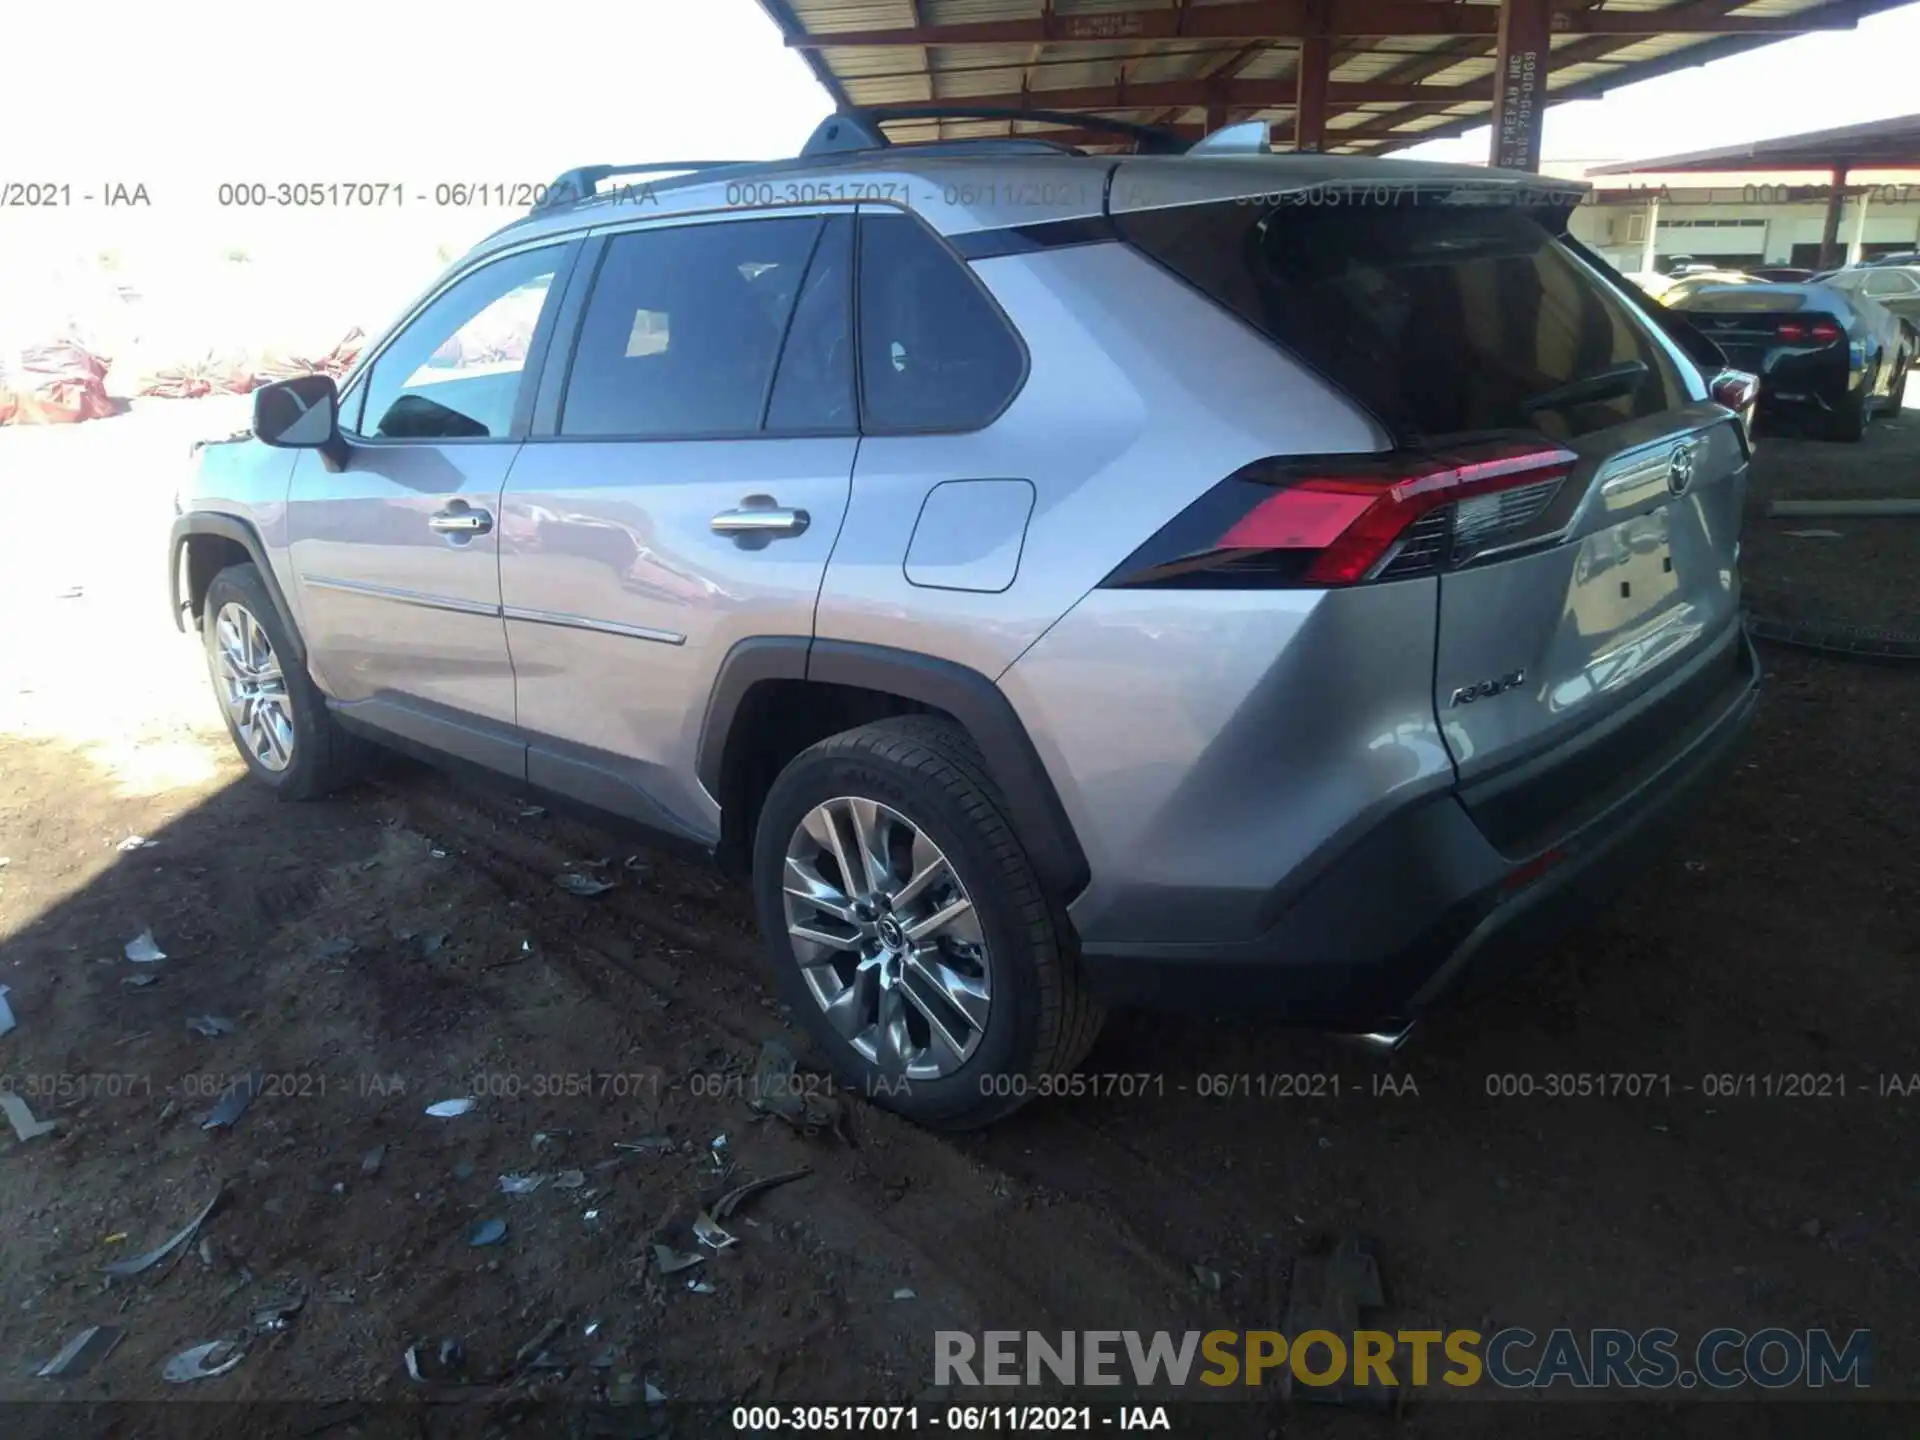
[1118,200,1689,445]
[561,216,824,438]
[857,211,1024,432]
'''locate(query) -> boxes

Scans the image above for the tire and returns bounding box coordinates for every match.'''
[202,563,362,800]
[751,715,1104,1130]
[1832,374,1871,442]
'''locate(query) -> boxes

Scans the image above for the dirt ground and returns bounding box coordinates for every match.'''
[1,396,1917,1438]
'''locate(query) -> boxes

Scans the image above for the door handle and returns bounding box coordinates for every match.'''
[711,502,809,538]
[429,507,492,535]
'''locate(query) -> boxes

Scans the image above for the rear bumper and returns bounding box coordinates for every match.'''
[1078,629,1761,1028]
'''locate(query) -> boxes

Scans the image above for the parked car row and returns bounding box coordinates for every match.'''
[1624,261,1918,441]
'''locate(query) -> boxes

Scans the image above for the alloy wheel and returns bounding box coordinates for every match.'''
[782,797,990,1079]
[213,601,295,772]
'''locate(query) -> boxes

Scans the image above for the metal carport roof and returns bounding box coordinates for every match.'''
[1587,111,1920,172]
[754,0,1917,159]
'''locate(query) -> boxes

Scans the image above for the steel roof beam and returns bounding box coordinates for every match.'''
[894,77,1474,109]
[787,3,1857,47]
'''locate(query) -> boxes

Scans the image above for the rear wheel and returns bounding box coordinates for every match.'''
[751,716,1104,1129]
[202,564,361,799]
[1833,371,1872,441]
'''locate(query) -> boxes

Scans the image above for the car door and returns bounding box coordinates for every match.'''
[288,240,578,773]
[499,210,858,840]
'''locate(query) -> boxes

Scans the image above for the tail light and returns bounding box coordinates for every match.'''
[1101,440,1579,590]
[1777,317,1842,343]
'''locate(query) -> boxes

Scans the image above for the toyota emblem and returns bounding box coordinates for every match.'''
[1667,444,1697,498]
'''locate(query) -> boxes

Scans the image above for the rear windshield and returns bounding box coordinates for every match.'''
[1117,199,1690,445]
[1673,285,1824,313]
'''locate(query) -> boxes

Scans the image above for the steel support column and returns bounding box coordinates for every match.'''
[1489,0,1551,171]
[1819,165,1848,270]
[1295,36,1331,152]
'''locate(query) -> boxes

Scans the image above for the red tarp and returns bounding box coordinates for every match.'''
[137,327,366,401]
[0,341,116,426]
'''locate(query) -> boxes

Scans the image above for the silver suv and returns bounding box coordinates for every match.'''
[169,111,1760,1128]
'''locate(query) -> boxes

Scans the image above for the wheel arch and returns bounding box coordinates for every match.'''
[699,637,1090,903]
[170,512,305,662]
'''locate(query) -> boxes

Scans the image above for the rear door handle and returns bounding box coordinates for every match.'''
[711,500,809,538]
[429,507,492,535]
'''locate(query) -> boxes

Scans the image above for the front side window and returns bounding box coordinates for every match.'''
[560,217,825,438]
[857,211,1025,432]
[355,246,562,440]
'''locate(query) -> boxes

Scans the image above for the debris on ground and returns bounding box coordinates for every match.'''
[116,835,159,852]
[554,1169,586,1190]
[104,1188,224,1278]
[893,1288,917,1301]
[1191,1264,1222,1293]
[1280,1236,1390,1408]
[2,1092,59,1142]
[121,974,161,990]
[693,1211,737,1250]
[361,1144,387,1176]
[687,1279,716,1294]
[518,805,546,818]
[749,1041,806,1122]
[614,1136,674,1155]
[555,873,617,897]
[200,1073,259,1131]
[124,929,167,963]
[469,1218,509,1248]
[0,984,15,1037]
[162,1340,246,1383]
[425,1098,476,1118]
[251,1291,306,1334]
[499,1173,545,1196]
[513,1318,564,1369]
[312,936,357,961]
[418,932,448,957]
[404,1339,468,1383]
[713,1167,812,1221]
[185,1014,235,1038]
[36,1325,125,1378]
[652,1245,705,1275]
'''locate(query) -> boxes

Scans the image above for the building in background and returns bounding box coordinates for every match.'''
[1562,113,1920,272]
[1569,174,1920,272]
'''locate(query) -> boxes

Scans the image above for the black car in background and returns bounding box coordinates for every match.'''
[1665,280,1911,441]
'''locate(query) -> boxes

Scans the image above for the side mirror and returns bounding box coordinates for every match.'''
[253,374,347,466]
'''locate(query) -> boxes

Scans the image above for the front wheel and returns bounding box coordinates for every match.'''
[202,564,361,799]
[751,716,1104,1129]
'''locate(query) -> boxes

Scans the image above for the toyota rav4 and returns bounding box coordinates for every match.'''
[168,112,1760,1128]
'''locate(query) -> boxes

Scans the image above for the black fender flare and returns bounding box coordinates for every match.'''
[698,637,1090,902]
[168,512,306,663]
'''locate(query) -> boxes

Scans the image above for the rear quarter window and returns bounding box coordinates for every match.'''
[1118,199,1690,446]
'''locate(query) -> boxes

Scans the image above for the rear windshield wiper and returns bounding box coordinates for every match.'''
[1520,360,1649,414]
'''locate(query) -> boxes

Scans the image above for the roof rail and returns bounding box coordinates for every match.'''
[534,161,756,212]
[801,105,1190,157]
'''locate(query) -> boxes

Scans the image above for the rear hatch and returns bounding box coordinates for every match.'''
[1111,167,1748,856]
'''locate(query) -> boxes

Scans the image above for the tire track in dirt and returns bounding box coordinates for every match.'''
[377,774,1278,1394]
